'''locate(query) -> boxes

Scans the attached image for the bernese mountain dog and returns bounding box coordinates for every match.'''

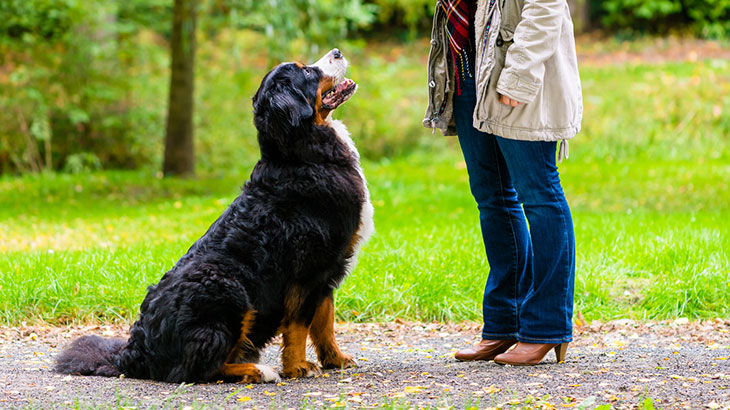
[55,49,374,384]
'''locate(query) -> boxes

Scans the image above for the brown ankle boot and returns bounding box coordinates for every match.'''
[454,339,517,361]
[493,342,569,365]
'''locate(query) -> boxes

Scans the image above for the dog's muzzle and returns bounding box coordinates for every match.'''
[313,48,358,110]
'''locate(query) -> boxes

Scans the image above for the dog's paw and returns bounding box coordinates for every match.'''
[282,361,321,379]
[255,364,281,383]
[321,353,357,369]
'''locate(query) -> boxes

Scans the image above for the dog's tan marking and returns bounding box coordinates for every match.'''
[219,363,263,383]
[345,222,363,258]
[315,76,337,125]
[284,286,306,318]
[281,321,320,378]
[309,295,355,369]
[279,286,320,378]
[226,310,257,363]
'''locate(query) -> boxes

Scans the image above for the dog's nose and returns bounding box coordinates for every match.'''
[332,48,342,59]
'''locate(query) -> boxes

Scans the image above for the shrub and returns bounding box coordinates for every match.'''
[600,0,683,33]
[0,1,163,174]
[599,0,730,38]
[685,0,730,38]
[366,0,435,33]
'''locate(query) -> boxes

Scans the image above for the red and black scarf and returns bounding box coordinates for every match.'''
[442,0,477,95]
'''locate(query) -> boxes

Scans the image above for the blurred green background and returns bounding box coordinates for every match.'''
[0,0,728,324]
[1,0,730,173]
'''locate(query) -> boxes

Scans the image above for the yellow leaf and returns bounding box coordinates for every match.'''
[484,385,501,394]
[263,391,276,396]
[237,396,252,402]
[404,386,426,393]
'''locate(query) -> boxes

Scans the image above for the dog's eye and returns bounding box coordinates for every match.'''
[303,67,312,76]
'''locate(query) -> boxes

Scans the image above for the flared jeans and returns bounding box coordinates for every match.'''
[453,76,576,343]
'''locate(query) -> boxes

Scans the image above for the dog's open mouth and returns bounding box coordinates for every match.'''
[322,78,357,110]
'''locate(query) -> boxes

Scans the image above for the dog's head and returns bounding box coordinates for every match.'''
[252,49,357,140]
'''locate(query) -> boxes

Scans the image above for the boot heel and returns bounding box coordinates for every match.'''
[554,343,568,363]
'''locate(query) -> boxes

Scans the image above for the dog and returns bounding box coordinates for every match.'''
[55,48,374,384]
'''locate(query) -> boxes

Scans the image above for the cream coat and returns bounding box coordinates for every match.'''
[424,0,583,145]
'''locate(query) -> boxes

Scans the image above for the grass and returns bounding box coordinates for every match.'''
[1,151,728,325]
[1,36,729,325]
[17,383,658,410]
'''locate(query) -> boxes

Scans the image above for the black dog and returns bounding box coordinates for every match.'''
[55,49,374,383]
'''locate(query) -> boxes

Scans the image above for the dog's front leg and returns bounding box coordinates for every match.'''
[281,321,320,379]
[309,294,356,369]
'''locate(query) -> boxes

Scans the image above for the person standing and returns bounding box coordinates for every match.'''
[423,0,582,365]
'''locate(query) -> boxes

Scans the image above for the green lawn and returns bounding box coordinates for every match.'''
[1,151,728,325]
[1,42,729,325]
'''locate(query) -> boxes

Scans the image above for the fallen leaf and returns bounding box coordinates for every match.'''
[484,385,501,394]
[404,386,426,393]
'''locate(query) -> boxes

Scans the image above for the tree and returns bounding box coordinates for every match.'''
[567,0,590,32]
[163,0,197,177]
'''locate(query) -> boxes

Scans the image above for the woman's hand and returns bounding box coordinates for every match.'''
[499,94,524,107]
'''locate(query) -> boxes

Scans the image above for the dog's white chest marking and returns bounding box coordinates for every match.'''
[327,117,374,275]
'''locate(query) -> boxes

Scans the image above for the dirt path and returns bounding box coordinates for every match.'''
[575,35,730,66]
[1,320,729,409]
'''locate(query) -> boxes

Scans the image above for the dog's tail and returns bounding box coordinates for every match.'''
[55,335,127,377]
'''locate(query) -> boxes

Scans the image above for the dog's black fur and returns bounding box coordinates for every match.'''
[56,61,365,383]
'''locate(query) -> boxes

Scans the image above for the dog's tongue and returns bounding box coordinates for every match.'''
[322,78,357,109]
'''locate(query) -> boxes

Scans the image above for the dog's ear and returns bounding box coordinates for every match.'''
[268,87,314,128]
[253,71,313,132]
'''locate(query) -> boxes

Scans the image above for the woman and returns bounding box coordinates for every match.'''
[424,0,582,365]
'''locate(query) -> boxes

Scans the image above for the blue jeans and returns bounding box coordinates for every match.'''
[453,77,575,344]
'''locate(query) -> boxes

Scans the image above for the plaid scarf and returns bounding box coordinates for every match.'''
[442,0,477,95]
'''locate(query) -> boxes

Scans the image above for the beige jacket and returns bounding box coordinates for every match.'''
[424,0,583,147]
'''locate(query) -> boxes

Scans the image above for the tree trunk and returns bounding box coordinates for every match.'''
[567,0,590,33]
[163,0,197,177]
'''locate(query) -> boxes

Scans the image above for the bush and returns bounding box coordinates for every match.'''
[366,0,435,33]
[601,0,682,33]
[0,0,80,41]
[599,0,730,38]
[0,1,163,174]
[685,0,730,38]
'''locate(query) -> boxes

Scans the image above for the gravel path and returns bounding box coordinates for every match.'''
[1,320,729,409]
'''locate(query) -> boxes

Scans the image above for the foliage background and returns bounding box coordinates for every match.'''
[1,0,730,174]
